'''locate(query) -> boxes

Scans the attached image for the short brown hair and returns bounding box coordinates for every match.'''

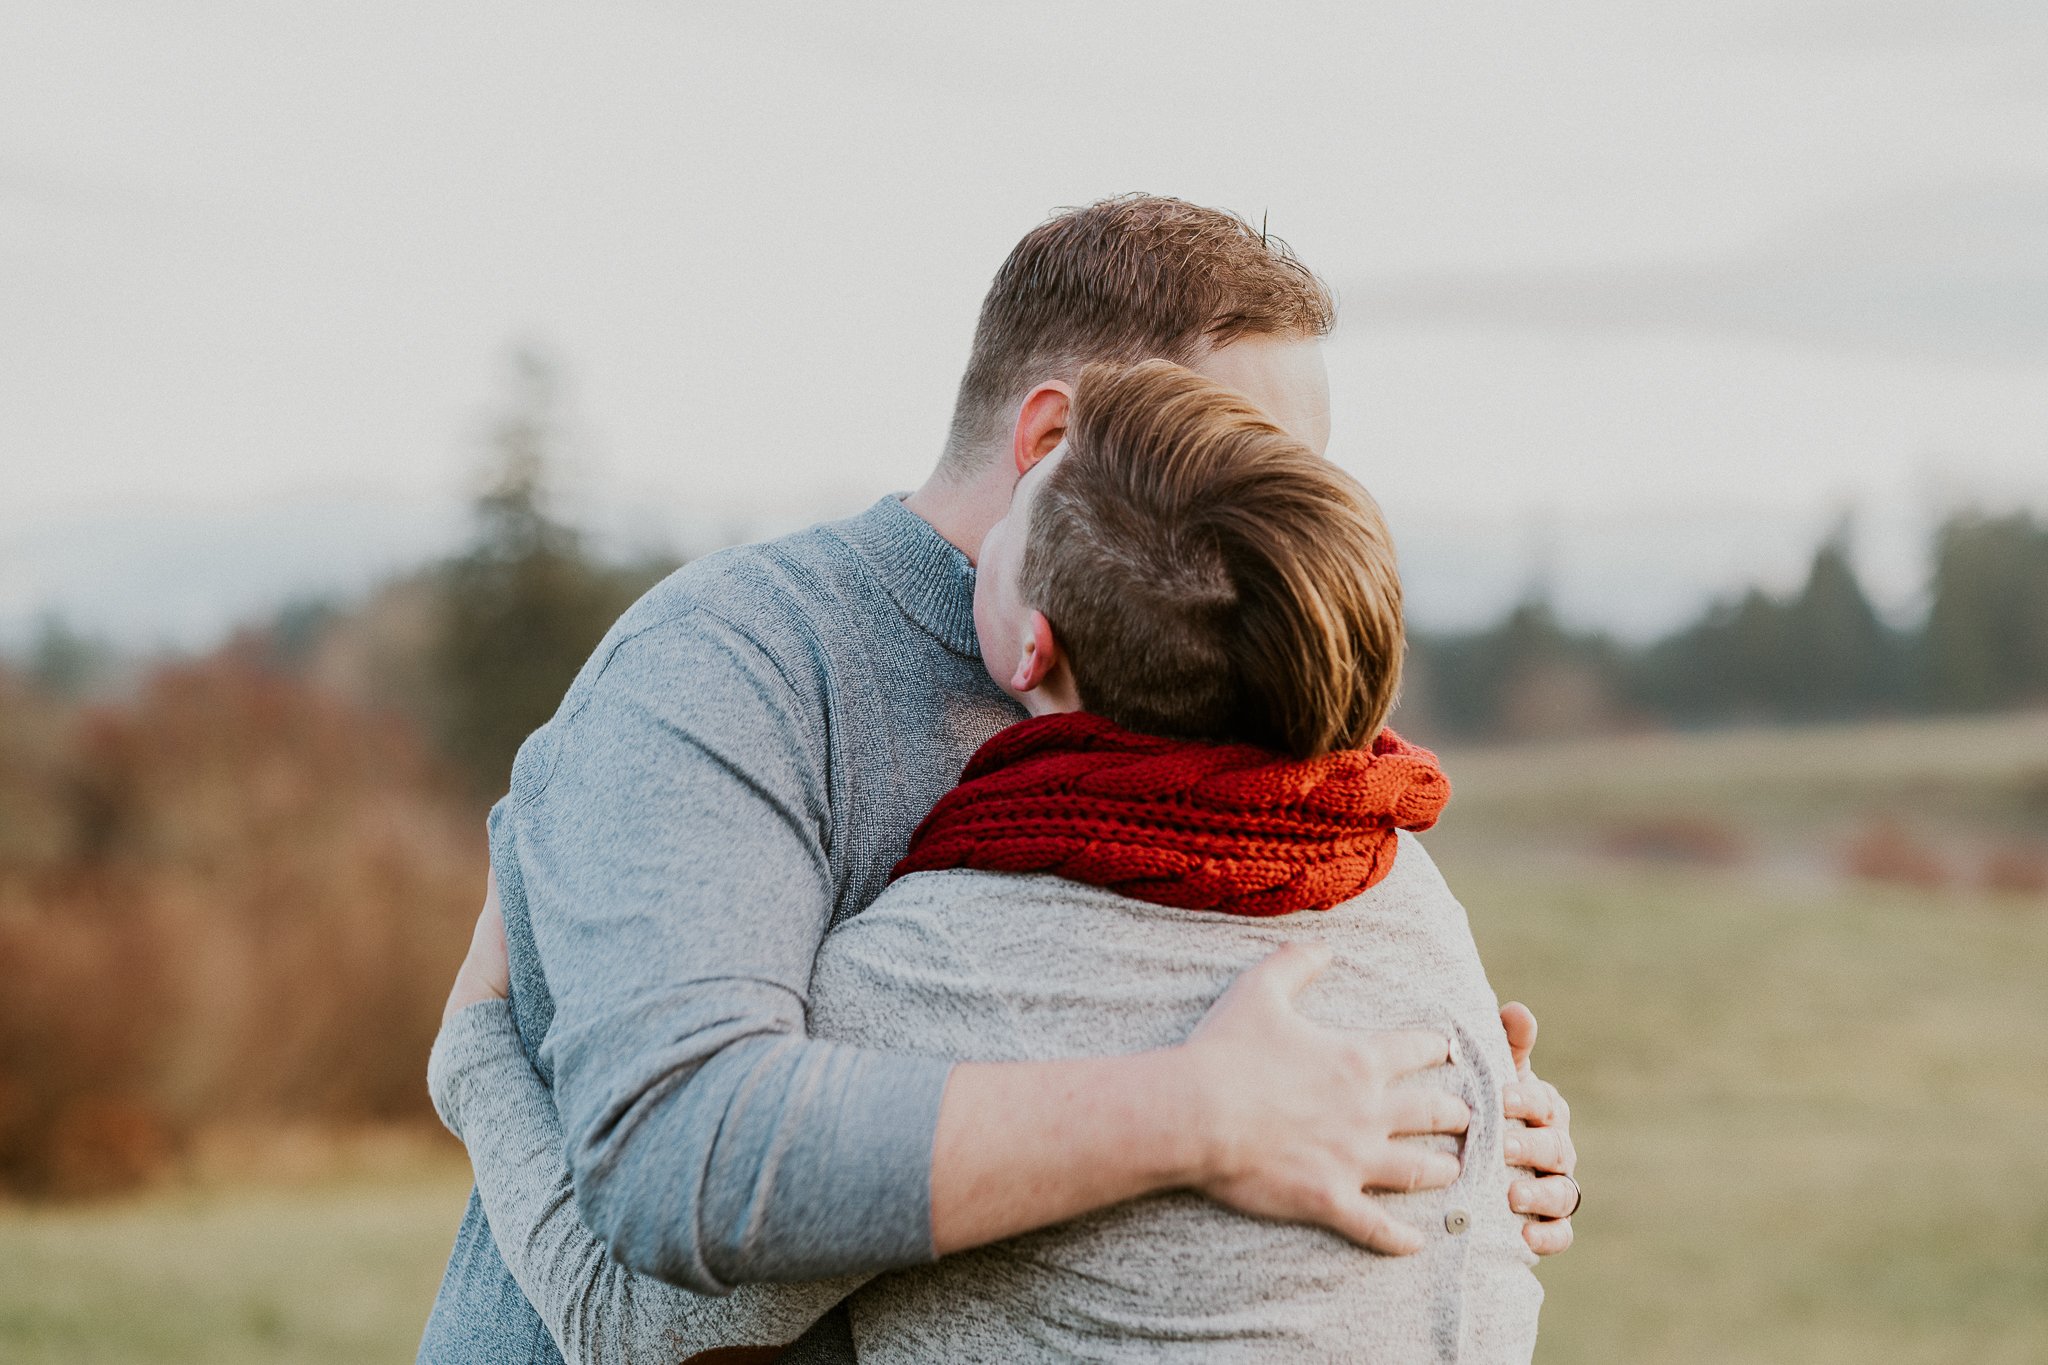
[944,195,1335,467]
[1019,360,1403,759]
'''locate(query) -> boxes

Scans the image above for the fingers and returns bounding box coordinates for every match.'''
[1360,1144,1461,1195]
[1248,941,1334,1003]
[1509,1174,1580,1221]
[1502,1126,1575,1176]
[1385,1087,1471,1138]
[1523,1217,1573,1257]
[1370,1029,1455,1079]
[1322,1194,1426,1256]
[460,867,512,999]
[483,894,509,960]
[481,866,505,931]
[1499,1001,1537,1072]
[1503,1077,1567,1128]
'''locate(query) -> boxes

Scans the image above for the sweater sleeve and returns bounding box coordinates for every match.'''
[511,614,953,1292]
[428,1000,869,1363]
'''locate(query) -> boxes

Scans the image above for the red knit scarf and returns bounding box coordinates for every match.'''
[891,712,1450,917]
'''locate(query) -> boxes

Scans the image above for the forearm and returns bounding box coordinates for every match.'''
[551,989,951,1289]
[518,616,962,1291]
[930,1050,1206,1254]
[430,1001,864,1361]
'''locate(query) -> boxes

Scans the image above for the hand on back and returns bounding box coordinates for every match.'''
[1175,943,1470,1255]
[1177,947,1578,1258]
[1498,1001,1578,1255]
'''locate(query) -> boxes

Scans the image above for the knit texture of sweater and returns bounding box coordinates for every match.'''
[432,831,1543,1364]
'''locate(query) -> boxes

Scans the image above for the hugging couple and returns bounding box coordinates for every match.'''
[420,195,1581,1364]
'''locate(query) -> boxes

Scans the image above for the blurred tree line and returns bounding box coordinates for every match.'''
[273,349,680,796]
[0,648,483,1195]
[1403,511,2048,741]
[0,351,679,1196]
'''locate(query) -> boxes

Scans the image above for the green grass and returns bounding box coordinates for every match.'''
[1432,715,2048,1362]
[1429,710,2048,856]
[1465,868,2048,1364]
[0,1156,472,1364]
[3,715,2045,1362]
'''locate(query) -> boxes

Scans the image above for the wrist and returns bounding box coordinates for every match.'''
[442,964,507,1027]
[1140,1044,1227,1190]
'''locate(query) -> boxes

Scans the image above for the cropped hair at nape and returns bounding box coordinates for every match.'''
[1020,360,1402,759]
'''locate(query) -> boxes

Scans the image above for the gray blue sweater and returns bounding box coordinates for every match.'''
[418,495,1024,1363]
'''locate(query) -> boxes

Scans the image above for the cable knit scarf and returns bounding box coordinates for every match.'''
[891,711,1451,917]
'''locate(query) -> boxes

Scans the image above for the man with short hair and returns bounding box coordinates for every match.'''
[419,195,1578,1363]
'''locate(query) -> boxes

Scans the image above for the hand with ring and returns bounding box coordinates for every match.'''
[1498,1002,1579,1256]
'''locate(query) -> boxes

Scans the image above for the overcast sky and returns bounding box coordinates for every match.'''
[5,0,2045,648]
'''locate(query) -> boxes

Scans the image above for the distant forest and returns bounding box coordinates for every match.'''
[18,350,2048,787]
[1404,508,2048,742]
[31,490,2048,777]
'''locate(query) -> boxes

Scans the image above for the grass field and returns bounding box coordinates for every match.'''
[0,1139,470,1364]
[5,714,2045,1362]
[1466,868,2048,1363]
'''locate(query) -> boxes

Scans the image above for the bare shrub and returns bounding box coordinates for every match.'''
[1841,818,1950,891]
[0,650,483,1197]
[1601,816,1747,867]
[1982,843,2048,897]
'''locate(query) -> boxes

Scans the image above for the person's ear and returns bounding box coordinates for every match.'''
[1010,610,1065,694]
[1011,382,1072,477]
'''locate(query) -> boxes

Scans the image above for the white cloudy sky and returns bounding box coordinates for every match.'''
[4,0,2045,648]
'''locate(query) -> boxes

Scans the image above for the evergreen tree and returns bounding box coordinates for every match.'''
[431,350,672,794]
[26,614,112,700]
[1409,596,1623,739]
[1779,527,1906,718]
[1923,510,2048,710]
[1631,524,1902,723]
[1631,588,1783,722]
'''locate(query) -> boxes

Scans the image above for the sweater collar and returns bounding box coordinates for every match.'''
[836,494,983,660]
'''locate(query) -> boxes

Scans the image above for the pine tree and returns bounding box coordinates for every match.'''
[431,349,671,794]
[1924,510,2048,710]
[1779,526,1906,719]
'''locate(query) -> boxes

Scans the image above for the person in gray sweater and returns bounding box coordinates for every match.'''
[431,358,1559,1361]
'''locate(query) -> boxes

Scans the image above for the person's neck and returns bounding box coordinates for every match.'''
[1017,677,1084,719]
[902,450,1011,564]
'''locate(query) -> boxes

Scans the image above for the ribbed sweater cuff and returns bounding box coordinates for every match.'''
[427,998,521,1141]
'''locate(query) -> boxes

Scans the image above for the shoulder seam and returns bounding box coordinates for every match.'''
[510,620,667,810]
[511,608,817,812]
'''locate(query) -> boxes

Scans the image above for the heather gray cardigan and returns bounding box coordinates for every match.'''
[430,831,1542,1364]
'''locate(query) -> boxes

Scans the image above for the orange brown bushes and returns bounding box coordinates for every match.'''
[1600,816,1747,867]
[0,871,177,1197]
[1841,818,1950,891]
[0,651,484,1197]
[1982,843,2048,897]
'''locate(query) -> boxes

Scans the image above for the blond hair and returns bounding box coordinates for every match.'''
[1019,360,1402,759]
